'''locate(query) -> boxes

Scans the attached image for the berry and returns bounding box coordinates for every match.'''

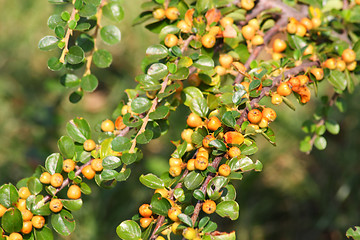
[181,129,194,143]
[91,158,103,172]
[202,135,216,148]
[168,206,181,222]
[0,204,7,217]
[139,204,152,218]
[287,22,297,34]
[183,227,197,239]
[140,217,152,228]
[18,187,31,199]
[248,109,262,124]
[156,237,166,240]
[241,0,255,10]
[171,222,182,235]
[207,116,222,131]
[177,20,191,33]
[153,8,165,20]
[347,61,357,71]
[324,58,336,70]
[224,131,244,145]
[262,108,277,122]
[169,158,182,167]
[209,26,221,36]
[67,185,81,200]
[9,232,23,240]
[164,34,178,48]
[215,66,226,76]
[115,116,126,130]
[228,146,241,158]
[83,139,96,151]
[195,156,209,170]
[101,119,115,132]
[16,199,27,211]
[252,35,264,46]
[201,34,216,48]
[271,93,283,105]
[197,147,209,159]
[165,7,179,20]
[188,73,201,86]
[303,45,314,56]
[21,221,33,234]
[187,159,196,171]
[311,17,322,28]
[241,25,255,40]
[169,166,182,177]
[258,117,269,128]
[202,200,216,214]
[39,172,51,184]
[49,198,63,213]
[219,164,231,177]
[342,49,356,63]
[296,23,307,37]
[272,53,284,60]
[336,59,346,71]
[220,17,234,27]
[63,159,76,173]
[277,82,292,96]
[50,173,64,188]
[273,39,287,53]
[82,165,96,180]
[32,215,45,229]
[21,209,33,221]
[298,75,309,86]
[187,113,203,128]
[219,54,233,69]
[300,18,313,30]
[310,68,324,80]
[248,19,260,30]
[154,189,168,198]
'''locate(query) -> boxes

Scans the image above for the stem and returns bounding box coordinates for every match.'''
[59,6,78,63]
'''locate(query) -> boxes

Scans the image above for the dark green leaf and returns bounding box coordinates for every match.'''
[184,171,204,190]
[1,208,23,233]
[58,136,75,159]
[65,46,85,65]
[103,2,124,22]
[136,130,154,144]
[27,177,43,195]
[81,74,98,92]
[38,36,58,51]
[45,153,63,175]
[139,174,165,189]
[0,184,19,208]
[193,55,214,71]
[121,153,137,165]
[111,136,132,152]
[62,199,83,211]
[131,97,152,114]
[190,97,209,118]
[48,57,64,71]
[93,49,112,68]
[100,25,121,45]
[60,74,80,88]
[101,169,118,181]
[207,176,229,200]
[147,63,169,80]
[215,200,239,220]
[34,226,54,240]
[51,210,76,236]
[103,156,122,170]
[149,106,169,120]
[150,194,172,216]
[169,67,190,80]
[209,140,227,152]
[178,213,193,227]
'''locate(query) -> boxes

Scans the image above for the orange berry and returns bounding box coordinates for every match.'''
[168,206,181,222]
[218,164,231,177]
[347,61,357,71]
[303,45,314,56]
[50,173,64,188]
[220,17,234,27]
[247,109,262,124]
[9,232,23,240]
[296,23,307,37]
[32,215,45,229]
[241,0,255,10]
[140,217,152,228]
[271,93,283,105]
[83,139,96,151]
[272,52,284,60]
[187,113,203,128]
[209,26,221,36]
[139,204,152,218]
[241,25,255,40]
[324,58,336,69]
[248,19,260,31]
[187,159,196,171]
[39,172,51,184]
[241,81,249,91]
[63,159,76,173]
[336,59,346,71]
[101,119,115,132]
[252,35,264,46]
[287,22,297,34]
[310,68,324,80]
[0,204,7,217]
[197,147,209,159]
[202,200,216,214]
[195,156,209,171]
[18,187,31,199]
[273,39,287,53]
[91,158,103,172]
[177,20,191,33]
[183,227,197,240]
[49,198,63,213]
[188,73,201,86]
[165,7,179,20]
[16,199,27,211]
[67,185,81,199]
[224,131,244,145]
[300,18,313,30]
[202,135,216,148]
[289,77,301,91]
[258,117,269,128]
[219,54,233,69]
[21,209,33,221]
[82,165,96,180]
[181,129,194,143]
[277,82,292,96]
[154,189,168,198]
[311,17,321,28]
[201,34,216,48]
[215,66,226,76]
[21,221,33,234]
[169,166,182,177]
[262,108,276,122]
[169,158,182,167]
[342,49,356,63]
[164,34,178,48]
[115,116,126,130]
[153,8,165,20]
[228,146,241,158]
[207,116,222,131]
[298,75,309,86]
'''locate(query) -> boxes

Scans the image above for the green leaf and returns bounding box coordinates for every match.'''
[116,220,142,240]
[0,184,19,208]
[139,174,165,189]
[203,221,217,233]
[136,130,154,144]
[199,216,210,229]
[221,184,236,201]
[121,153,137,165]
[38,36,58,51]
[147,63,169,80]
[178,213,193,227]
[325,120,340,135]
[146,44,169,60]
[328,70,347,91]
[314,136,327,150]
[93,49,113,68]
[51,210,76,236]
[62,199,83,211]
[26,195,51,216]
[81,74,98,92]
[169,67,190,80]
[103,2,124,22]
[182,86,204,107]
[207,176,229,200]
[111,136,132,152]
[346,226,360,240]
[209,140,227,152]
[131,97,152,114]
[60,74,80,88]
[116,169,131,182]
[239,142,258,155]
[150,194,172,216]
[100,25,121,45]
[184,171,204,190]
[45,153,63,175]
[174,188,185,202]
[48,14,66,29]
[1,208,23,233]
[221,111,236,128]
[159,25,179,40]
[228,156,254,171]
[79,3,97,17]
[210,231,236,240]
[76,34,94,52]
[48,57,64,71]
[27,177,43,195]
[193,55,214,71]
[66,118,91,143]
[65,46,85,65]
[216,200,239,220]
[149,106,169,120]
[101,169,118,181]
[58,136,75,159]
[34,226,54,240]
[190,97,209,118]
[196,0,210,12]
[102,156,122,170]
[193,189,205,201]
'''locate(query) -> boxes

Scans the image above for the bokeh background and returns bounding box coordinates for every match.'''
[0,0,359,239]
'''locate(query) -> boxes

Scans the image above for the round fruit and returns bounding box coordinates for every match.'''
[342,49,356,63]
[311,17,322,28]
[220,17,234,27]
[228,146,241,158]
[32,215,45,229]
[101,119,115,132]
[82,165,96,180]
[16,199,26,211]
[165,7,179,20]
[121,105,129,115]
[310,68,324,80]
[183,227,197,240]
[153,8,165,20]
[83,139,96,151]
[9,232,23,240]
[21,221,33,234]
[63,159,76,173]
[139,203,152,218]
[248,19,259,30]
[21,209,33,221]
[241,25,255,40]
[188,73,201,86]
[195,156,209,171]
[209,26,221,36]
[140,217,152,228]
[164,34,178,48]
[247,109,263,124]
[241,0,255,10]
[273,39,287,53]
[262,108,277,122]
[219,164,231,177]
[115,116,126,130]
[181,129,194,143]
[50,173,64,188]
[271,93,283,105]
[215,66,226,76]
[252,35,264,46]
[177,20,191,33]
[300,18,313,30]
[156,237,166,240]
[296,23,307,37]
[324,58,336,69]
[171,222,182,235]
[39,172,51,184]
[49,199,63,213]
[303,45,314,56]
[67,185,81,199]
[298,75,309,86]
[186,143,194,152]
[201,34,216,48]
[272,52,284,60]
[169,158,182,167]
[277,82,292,96]
[202,135,216,148]
[347,61,357,71]
[187,159,196,171]
[91,158,103,172]
[207,116,222,131]
[287,22,297,34]
[169,166,182,177]
[187,113,203,128]
[258,117,269,128]
[224,131,244,145]
[154,189,168,198]
[18,187,31,199]
[202,200,216,214]
[219,54,233,69]
[336,59,346,71]
[197,147,209,159]
[0,204,7,217]
[168,207,181,222]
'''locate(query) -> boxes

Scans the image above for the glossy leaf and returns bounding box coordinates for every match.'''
[27,177,43,195]
[193,55,214,71]
[93,49,113,68]
[169,67,190,80]
[146,44,168,60]
[58,136,75,159]
[150,193,172,216]
[328,70,347,91]
[136,130,154,144]
[65,46,85,65]
[182,86,204,106]
[207,176,229,200]
[131,97,152,114]
[346,226,360,240]
[62,199,83,211]
[139,174,164,189]
[38,36,58,51]
[149,106,169,120]
[325,120,340,135]
[81,74,98,92]
[0,184,19,208]
[103,156,122,170]
[1,208,23,233]
[66,118,91,143]
[159,25,179,40]
[314,136,327,150]
[216,200,239,220]
[178,213,193,227]
[103,2,124,22]
[34,226,54,240]
[101,169,118,181]
[51,210,76,236]
[45,153,63,175]
[101,25,121,45]
[116,220,142,240]
[190,97,209,118]
[184,171,204,190]
[147,63,169,80]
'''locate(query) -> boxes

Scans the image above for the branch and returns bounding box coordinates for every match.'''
[59,6,78,63]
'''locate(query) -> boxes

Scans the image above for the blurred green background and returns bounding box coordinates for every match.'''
[0,0,360,239]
